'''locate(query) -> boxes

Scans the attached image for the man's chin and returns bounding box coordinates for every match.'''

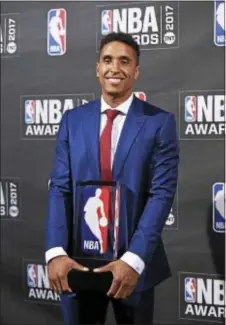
[106,91,121,98]
[105,88,123,98]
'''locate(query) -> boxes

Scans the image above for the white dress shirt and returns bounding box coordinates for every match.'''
[45,93,145,275]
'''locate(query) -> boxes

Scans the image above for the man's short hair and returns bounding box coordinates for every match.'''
[99,32,140,65]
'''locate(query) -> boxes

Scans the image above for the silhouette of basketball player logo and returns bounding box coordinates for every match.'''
[84,188,108,254]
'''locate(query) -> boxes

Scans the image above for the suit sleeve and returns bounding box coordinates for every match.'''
[127,113,179,264]
[45,110,73,253]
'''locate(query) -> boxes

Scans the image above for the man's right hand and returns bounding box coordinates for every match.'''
[47,255,89,293]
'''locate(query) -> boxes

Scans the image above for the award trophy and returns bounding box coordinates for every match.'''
[67,180,124,293]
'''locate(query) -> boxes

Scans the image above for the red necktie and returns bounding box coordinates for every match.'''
[100,109,120,180]
[99,109,120,253]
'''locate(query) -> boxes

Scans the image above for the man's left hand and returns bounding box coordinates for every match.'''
[93,260,140,299]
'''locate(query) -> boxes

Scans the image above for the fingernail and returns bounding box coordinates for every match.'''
[83,267,89,271]
[93,268,99,272]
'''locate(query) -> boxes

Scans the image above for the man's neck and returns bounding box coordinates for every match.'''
[102,90,133,108]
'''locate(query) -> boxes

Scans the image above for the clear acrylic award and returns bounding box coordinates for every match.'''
[67,180,124,292]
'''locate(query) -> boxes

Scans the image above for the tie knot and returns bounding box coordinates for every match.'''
[105,109,120,122]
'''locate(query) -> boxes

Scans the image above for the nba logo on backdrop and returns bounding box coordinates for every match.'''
[101,10,112,35]
[185,96,197,122]
[25,262,60,302]
[185,277,196,303]
[25,100,36,124]
[47,8,66,56]
[27,264,38,287]
[179,272,225,321]
[21,93,95,138]
[212,182,225,233]
[180,90,225,139]
[214,1,225,46]
[97,3,179,50]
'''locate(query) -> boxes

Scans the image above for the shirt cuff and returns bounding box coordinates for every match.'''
[120,251,145,275]
[45,247,67,264]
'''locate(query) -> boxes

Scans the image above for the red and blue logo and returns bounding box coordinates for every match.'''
[185,277,196,303]
[101,10,112,35]
[185,96,197,122]
[213,182,225,233]
[25,100,36,124]
[47,8,67,56]
[27,264,38,288]
[81,186,111,255]
[214,1,225,46]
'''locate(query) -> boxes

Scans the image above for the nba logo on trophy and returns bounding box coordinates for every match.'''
[82,187,111,254]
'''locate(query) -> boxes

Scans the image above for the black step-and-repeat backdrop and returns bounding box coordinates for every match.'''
[1,1,225,324]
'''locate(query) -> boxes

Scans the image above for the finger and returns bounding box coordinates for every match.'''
[93,263,113,273]
[55,278,63,293]
[113,283,125,299]
[114,284,132,299]
[71,262,89,272]
[51,279,61,293]
[49,280,56,291]
[60,276,72,292]
[107,279,120,297]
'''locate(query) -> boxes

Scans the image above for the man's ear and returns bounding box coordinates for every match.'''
[96,61,100,78]
[134,65,140,80]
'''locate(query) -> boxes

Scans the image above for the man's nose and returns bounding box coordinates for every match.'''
[111,60,120,72]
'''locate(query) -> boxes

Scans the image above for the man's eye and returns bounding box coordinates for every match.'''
[104,58,111,63]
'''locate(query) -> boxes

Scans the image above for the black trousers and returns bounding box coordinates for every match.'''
[74,289,155,325]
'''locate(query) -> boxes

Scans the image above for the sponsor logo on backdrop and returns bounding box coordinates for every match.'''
[214,1,225,46]
[213,182,225,233]
[164,195,178,230]
[165,208,175,226]
[179,272,225,322]
[21,93,95,139]
[25,262,60,302]
[47,8,67,56]
[165,189,178,230]
[96,2,179,50]
[179,90,225,139]
[0,178,20,219]
[134,91,147,101]
[0,14,19,58]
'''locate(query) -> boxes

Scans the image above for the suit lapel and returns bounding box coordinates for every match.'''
[82,100,101,180]
[112,97,147,179]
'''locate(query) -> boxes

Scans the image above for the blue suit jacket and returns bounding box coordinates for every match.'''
[45,95,179,300]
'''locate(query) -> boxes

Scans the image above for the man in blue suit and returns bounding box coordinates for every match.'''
[45,32,179,324]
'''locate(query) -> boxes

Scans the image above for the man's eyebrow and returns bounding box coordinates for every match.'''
[102,54,112,60]
[119,55,131,61]
[101,54,131,61]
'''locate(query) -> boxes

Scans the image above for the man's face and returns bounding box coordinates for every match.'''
[96,41,140,97]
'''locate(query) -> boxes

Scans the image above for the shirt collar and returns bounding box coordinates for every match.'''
[100,93,134,115]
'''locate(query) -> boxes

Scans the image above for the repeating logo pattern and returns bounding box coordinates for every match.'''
[47,8,67,56]
[0,13,19,58]
[179,90,225,140]
[214,1,225,46]
[0,179,20,219]
[21,93,95,139]
[179,272,225,322]
[25,262,60,303]
[212,182,225,233]
[96,2,179,50]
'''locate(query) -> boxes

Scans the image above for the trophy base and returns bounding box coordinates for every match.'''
[67,258,113,293]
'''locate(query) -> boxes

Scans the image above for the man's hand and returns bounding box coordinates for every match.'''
[47,255,89,293]
[93,260,140,299]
